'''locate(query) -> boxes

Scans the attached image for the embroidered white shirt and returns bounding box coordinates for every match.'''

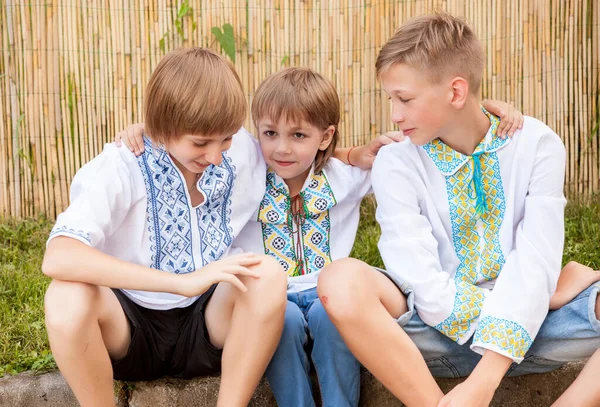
[234,158,372,293]
[372,116,566,363]
[49,128,266,310]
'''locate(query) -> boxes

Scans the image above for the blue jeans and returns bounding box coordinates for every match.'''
[265,287,360,407]
[397,282,600,378]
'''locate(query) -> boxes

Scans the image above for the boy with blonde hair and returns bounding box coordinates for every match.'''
[318,12,600,406]
[43,47,287,407]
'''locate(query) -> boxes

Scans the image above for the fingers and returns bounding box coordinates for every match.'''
[501,106,515,139]
[131,127,145,155]
[224,265,261,279]
[115,132,123,147]
[384,131,406,142]
[506,107,522,138]
[219,273,249,292]
[482,99,504,119]
[225,252,263,265]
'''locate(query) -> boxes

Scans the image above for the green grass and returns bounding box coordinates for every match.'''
[0,217,55,376]
[0,196,599,376]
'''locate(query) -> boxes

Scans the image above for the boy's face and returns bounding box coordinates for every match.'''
[256,116,334,188]
[167,133,234,175]
[380,63,452,146]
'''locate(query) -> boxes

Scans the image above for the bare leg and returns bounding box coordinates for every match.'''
[550,261,600,310]
[44,280,131,407]
[205,255,287,407]
[552,348,600,407]
[317,258,444,407]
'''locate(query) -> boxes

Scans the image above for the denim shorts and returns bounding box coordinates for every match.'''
[378,269,600,378]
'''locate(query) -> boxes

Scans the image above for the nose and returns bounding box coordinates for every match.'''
[206,144,223,166]
[274,137,291,155]
[391,102,406,124]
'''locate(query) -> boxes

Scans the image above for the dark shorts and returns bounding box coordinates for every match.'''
[111,285,222,381]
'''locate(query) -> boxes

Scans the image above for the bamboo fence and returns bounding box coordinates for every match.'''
[1,1,599,219]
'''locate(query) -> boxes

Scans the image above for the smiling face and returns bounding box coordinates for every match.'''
[166,132,234,176]
[256,116,334,194]
[379,62,455,146]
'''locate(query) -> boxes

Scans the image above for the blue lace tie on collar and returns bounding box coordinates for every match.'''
[470,151,487,216]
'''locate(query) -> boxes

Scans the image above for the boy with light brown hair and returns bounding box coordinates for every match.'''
[318,12,600,407]
[43,47,287,407]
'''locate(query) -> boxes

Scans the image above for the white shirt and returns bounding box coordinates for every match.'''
[234,158,371,293]
[49,128,266,310]
[372,115,566,363]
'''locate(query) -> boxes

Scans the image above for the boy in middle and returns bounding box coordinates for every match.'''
[318,12,600,407]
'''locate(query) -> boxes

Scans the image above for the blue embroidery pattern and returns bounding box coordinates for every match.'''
[424,109,508,343]
[49,226,91,244]
[195,156,236,265]
[258,168,336,277]
[474,316,532,359]
[138,137,235,273]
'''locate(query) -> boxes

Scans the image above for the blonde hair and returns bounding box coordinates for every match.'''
[251,67,340,174]
[144,47,246,145]
[376,12,484,94]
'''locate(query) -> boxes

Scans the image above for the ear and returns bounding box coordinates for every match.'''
[318,125,336,151]
[449,76,470,109]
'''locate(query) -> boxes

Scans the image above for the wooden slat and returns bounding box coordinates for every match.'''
[0,0,599,219]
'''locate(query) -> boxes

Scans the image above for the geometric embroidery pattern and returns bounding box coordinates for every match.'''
[258,168,336,277]
[423,108,509,342]
[434,281,486,342]
[138,137,234,274]
[48,225,91,245]
[473,316,532,359]
[195,155,236,266]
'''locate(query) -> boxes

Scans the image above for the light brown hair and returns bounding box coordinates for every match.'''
[251,67,340,174]
[144,47,246,145]
[376,12,484,94]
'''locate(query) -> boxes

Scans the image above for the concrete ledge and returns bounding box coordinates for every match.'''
[0,362,585,406]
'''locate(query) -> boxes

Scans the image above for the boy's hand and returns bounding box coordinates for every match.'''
[437,379,495,407]
[351,131,406,170]
[115,123,146,156]
[437,349,510,407]
[173,253,263,297]
[481,99,524,139]
[550,261,600,310]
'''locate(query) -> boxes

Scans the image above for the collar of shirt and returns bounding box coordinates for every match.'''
[421,107,511,176]
[258,166,337,225]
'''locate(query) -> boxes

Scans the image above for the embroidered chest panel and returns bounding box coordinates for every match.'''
[258,169,336,277]
[422,111,508,342]
[138,140,235,274]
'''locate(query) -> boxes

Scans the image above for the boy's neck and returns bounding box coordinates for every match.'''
[283,167,311,197]
[439,98,491,156]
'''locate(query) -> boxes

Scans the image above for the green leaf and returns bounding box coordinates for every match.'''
[211,25,236,63]
[177,1,191,19]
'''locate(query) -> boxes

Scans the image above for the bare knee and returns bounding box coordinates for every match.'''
[317,258,371,321]
[242,255,287,317]
[45,280,101,337]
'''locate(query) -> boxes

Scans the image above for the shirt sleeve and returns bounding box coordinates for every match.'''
[471,132,566,363]
[48,144,143,249]
[373,145,488,344]
[329,157,373,199]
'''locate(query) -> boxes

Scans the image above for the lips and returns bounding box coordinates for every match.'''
[402,128,415,136]
[274,160,295,167]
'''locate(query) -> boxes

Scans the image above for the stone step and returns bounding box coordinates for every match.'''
[0,362,585,407]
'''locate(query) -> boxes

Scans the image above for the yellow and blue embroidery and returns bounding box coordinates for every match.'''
[422,108,509,342]
[258,168,336,277]
[474,316,532,359]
